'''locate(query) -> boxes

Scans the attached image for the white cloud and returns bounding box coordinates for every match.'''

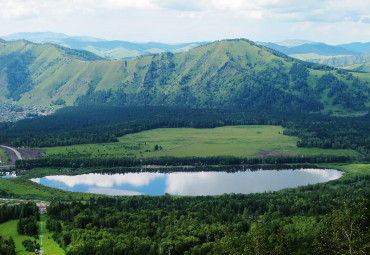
[88,187,143,196]
[0,0,159,21]
[99,0,159,10]
[0,1,40,20]
[1,0,369,23]
[0,0,368,44]
[45,172,164,188]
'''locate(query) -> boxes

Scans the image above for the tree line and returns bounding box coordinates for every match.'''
[45,177,369,255]
[1,106,370,163]
[15,155,353,170]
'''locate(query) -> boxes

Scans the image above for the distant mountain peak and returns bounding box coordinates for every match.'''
[274,39,321,47]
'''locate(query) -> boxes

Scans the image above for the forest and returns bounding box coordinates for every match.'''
[1,106,370,165]
[0,203,40,255]
[1,106,370,255]
[42,178,370,255]
[1,171,368,255]
[0,105,369,254]
[14,155,353,169]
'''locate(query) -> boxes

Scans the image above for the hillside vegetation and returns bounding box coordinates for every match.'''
[343,62,370,73]
[0,39,370,115]
[291,53,370,68]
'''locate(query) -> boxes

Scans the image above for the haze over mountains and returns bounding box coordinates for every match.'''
[1,32,207,60]
[0,37,370,117]
[258,40,370,69]
[3,32,369,74]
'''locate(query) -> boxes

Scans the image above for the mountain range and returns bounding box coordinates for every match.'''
[1,32,207,60]
[259,40,370,69]
[0,38,370,117]
[3,32,369,73]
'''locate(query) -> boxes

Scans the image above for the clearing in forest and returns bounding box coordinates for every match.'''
[43,125,358,159]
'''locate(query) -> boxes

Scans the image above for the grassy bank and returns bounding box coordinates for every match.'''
[0,174,97,201]
[0,148,8,165]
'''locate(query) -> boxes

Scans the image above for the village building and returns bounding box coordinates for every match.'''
[36,201,50,214]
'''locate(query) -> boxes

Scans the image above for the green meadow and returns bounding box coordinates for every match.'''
[43,125,358,159]
[0,148,8,165]
[0,217,65,255]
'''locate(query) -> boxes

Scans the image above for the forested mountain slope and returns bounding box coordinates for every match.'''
[0,39,370,116]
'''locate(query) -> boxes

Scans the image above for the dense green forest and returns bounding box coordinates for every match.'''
[1,164,369,254]
[15,155,353,169]
[1,106,369,254]
[0,203,40,255]
[0,236,15,255]
[45,182,369,255]
[0,106,285,147]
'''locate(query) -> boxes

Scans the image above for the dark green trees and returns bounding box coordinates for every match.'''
[314,200,370,255]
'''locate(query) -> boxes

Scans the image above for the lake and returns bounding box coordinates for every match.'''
[31,168,342,196]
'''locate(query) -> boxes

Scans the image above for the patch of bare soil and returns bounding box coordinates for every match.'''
[167,142,200,152]
[17,148,46,160]
[255,150,288,157]
[0,147,45,167]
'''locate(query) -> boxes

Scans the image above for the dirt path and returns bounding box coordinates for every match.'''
[167,141,200,152]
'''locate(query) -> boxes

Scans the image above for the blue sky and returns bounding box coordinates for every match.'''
[0,0,369,44]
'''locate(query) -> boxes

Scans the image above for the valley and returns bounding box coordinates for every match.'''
[1,0,370,251]
[0,37,369,255]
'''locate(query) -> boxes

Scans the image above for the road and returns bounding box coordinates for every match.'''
[0,145,22,164]
[0,145,22,160]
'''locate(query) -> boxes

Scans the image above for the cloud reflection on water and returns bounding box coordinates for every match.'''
[44,172,165,188]
[87,187,143,196]
[33,169,342,196]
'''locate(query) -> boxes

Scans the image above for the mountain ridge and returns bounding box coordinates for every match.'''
[4,33,368,70]
[1,32,207,60]
[258,40,370,70]
[0,38,369,116]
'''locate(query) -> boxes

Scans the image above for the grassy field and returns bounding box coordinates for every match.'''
[38,214,66,255]
[0,148,8,165]
[0,218,65,255]
[0,175,97,201]
[0,220,34,255]
[43,125,358,159]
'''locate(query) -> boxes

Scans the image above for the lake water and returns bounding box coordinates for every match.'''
[31,168,342,196]
[1,171,17,178]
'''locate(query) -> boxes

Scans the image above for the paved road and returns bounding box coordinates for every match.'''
[0,145,22,160]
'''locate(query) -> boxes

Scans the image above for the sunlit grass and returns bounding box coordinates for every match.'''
[43,125,358,159]
[0,148,8,165]
[0,217,65,255]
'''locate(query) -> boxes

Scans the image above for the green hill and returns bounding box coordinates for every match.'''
[0,39,370,116]
[342,62,370,73]
[1,32,206,60]
[291,52,370,68]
